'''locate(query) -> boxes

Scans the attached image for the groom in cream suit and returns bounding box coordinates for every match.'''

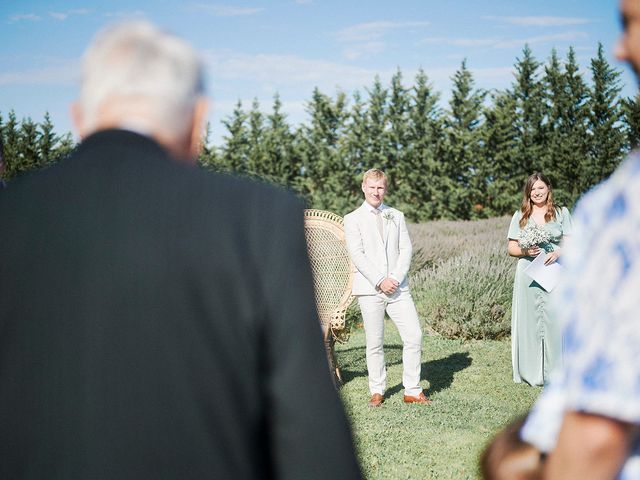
[344,169,431,407]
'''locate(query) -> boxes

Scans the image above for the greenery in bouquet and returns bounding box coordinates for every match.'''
[518,224,551,249]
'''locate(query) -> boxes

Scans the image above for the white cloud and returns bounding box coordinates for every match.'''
[336,21,431,43]
[421,36,501,48]
[204,50,386,91]
[0,60,79,87]
[494,31,589,49]
[103,10,147,19]
[421,31,588,50]
[49,12,68,21]
[187,3,264,17]
[49,9,91,21]
[484,16,590,27]
[9,13,42,22]
[203,50,504,103]
[342,41,387,60]
[9,9,92,23]
[294,0,313,4]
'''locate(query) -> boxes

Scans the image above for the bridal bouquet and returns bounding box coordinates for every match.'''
[518,224,550,249]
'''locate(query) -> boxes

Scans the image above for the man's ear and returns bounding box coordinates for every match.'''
[71,102,87,139]
[188,97,210,160]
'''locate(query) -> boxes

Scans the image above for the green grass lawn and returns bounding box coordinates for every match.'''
[336,323,541,479]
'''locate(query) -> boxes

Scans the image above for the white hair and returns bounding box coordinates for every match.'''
[78,21,205,139]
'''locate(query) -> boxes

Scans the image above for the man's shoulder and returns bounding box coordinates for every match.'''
[344,204,365,219]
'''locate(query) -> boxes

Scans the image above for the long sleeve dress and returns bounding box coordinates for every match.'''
[508,207,572,386]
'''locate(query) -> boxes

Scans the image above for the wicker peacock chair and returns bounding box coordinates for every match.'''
[303,209,354,386]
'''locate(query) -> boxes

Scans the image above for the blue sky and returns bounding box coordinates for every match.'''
[0,0,636,145]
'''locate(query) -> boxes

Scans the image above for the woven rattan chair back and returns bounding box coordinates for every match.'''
[303,209,354,385]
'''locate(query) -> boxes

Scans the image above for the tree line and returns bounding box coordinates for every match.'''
[2,43,639,221]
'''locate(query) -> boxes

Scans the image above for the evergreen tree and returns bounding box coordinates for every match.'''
[198,122,224,172]
[341,91,369,185]
[442,59,486,219]
[261,94,300,190]
[622,93,640,150]
[245,98,265,178]
[403,68,444,221]
[363,77,389,171]
[585,43,626,191]
[1,111,21,180]
[480,91,520,216]
[298,88,353,212]
[19,117,40,173]
[219,101,250,174]
[542,48,589,207]
[53,132,75,163]
[38,112,57,165]
[385,69,410,197]
[512,45,546,180]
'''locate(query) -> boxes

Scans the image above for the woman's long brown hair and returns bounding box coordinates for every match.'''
[518,172,558,228]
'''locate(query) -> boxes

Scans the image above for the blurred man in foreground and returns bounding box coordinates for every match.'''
[0,21,362,480]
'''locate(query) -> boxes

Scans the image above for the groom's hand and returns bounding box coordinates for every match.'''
[379,277,399,294]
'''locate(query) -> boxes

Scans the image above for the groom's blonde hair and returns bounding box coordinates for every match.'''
[362,168,387,185]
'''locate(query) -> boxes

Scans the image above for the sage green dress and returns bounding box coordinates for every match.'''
[508,207,572,386]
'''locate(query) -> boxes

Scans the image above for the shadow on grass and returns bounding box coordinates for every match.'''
[385,352,473,397]
[336,344,403,384]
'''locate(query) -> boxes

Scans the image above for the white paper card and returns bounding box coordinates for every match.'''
[523,251,562,292]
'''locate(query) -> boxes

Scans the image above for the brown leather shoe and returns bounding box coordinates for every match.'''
[368,393,384,407]
[403,392,432,405]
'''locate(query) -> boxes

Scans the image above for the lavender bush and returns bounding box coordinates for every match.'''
[408,217,514,340]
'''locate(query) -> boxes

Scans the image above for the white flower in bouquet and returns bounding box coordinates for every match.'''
[518,224,550,249]
[382,210,394,222]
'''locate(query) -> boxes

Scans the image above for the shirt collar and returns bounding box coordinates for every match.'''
[362,201,386,214]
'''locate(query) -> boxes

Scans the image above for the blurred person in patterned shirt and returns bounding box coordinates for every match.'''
[515,1,640,477]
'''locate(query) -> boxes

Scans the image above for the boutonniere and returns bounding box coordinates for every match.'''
[382,210,395,223]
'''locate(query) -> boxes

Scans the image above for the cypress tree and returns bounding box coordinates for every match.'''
[512,45,546,180]
[622,93,640,150]
[341,91,368,186]
[261,94,299,190]
[364,77,389,171]
[585,43,626,191]
[219,101,250,174]
[2,111,21,180]
[404,68,443,221]
[245,98,265,178]
[298,88,352,212]
[442,59,486,219]
[385,69,413,213]
[480,91,519,216]
[542,48,589,207]
[198,122,224,172]
[19,117,40,173]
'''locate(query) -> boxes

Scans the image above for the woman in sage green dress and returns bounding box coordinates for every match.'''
[507,173,572,386]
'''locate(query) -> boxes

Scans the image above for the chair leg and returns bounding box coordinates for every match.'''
[324,328,342,388]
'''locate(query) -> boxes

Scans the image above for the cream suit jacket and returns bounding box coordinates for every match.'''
[344,202,413,296]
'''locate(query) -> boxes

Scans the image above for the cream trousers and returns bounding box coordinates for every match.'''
[357,290,423,397]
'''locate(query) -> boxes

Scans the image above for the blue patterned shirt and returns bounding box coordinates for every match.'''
[522,152,640,478]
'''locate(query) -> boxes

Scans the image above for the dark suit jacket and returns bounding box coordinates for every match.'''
[0,130,362,480]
